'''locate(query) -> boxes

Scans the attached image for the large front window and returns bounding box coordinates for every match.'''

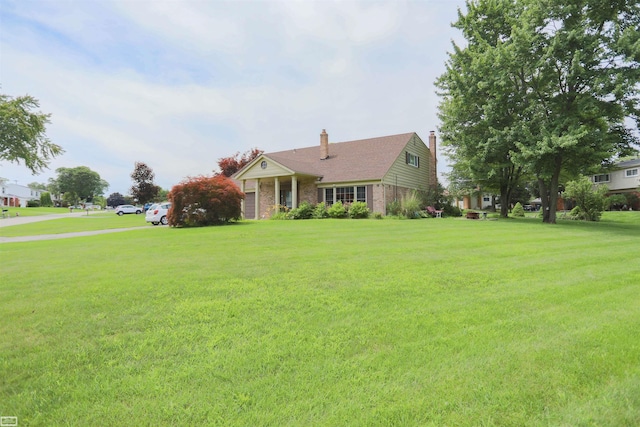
[593,174,610,183]
[325,186,366,205]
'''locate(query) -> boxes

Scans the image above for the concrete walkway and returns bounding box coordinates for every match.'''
[0,211,152,243]
[0,211,95,227]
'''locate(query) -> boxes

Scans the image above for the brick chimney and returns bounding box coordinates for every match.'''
[320,129,329,160]
[429,131,437,188]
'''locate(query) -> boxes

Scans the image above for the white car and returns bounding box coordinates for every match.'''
[145,202,171,225]
[115,204,142,215]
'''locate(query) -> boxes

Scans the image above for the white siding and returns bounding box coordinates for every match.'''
[238,158,293,180]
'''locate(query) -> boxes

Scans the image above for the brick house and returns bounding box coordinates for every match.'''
[234,130,438,219]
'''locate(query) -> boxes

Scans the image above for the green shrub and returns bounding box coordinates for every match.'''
[349,201,370,219]
[401,191,422,219]
[26,200,40,207]
[569,206,585,220]
[512,202,525,217]
[606,194,627,210]
[386,200,402,216]
[270,211,290,220]
[289,201,314,219]
[327,201,347,218]
[312,202,328,219]
[442,204,462,217]
[564,176,608,221]
[39,192,53,207]
[625,192,638,210]
[373,212,384,219]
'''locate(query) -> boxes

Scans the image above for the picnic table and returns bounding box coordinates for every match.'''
[466,211,480,220]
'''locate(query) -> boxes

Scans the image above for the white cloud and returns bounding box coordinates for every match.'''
[1,0,464,193]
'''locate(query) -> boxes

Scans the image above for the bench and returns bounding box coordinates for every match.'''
[466,211,480,220]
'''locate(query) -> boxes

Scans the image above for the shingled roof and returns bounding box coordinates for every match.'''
[616,158,640,169]
[262,132,417,183]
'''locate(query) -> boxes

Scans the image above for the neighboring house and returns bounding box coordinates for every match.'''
[0,180,46,207]
[592,157,640,209]
[233,130,438,219]
[453,193,494,210]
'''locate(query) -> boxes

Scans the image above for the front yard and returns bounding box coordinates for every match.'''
[2,213,639,426]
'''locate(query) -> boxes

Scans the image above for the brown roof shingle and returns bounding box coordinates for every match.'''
[264,132,416,183]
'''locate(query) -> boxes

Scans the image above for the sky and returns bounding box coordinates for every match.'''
[1,0,466,196]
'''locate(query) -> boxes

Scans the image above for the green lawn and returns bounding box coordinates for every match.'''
[2,213,639,426]
[0,211,148,237]
[1,206,78,217]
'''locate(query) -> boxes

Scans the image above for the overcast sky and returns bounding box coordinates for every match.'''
[1,0,466,195]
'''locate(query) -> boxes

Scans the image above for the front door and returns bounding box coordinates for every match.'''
[280,190,292,209]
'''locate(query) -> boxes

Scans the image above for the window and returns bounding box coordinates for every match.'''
[336,187,354,204]
[483,196,491,202]
[325,186,367,205]
[325,188,334,206]
[593,174,610,183]
[625,168,638,178]
[406,152,419,167]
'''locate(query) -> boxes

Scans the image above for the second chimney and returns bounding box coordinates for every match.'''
[320,129,329,160]
[429,130,437,188]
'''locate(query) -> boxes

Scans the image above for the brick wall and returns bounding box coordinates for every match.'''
[258,177,318,218]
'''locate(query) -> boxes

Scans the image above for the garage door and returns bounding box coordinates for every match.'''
[244,192,255,219]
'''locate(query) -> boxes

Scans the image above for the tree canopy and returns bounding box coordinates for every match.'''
[216,148,263,177]
[0,93,63,174]
[130,161,160,204]
[106,192,127,207]
[53,166,109,205]
[437,0,640,223]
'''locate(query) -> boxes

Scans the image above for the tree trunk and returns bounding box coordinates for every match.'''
[539,156,562,224]
[500,185,510,218]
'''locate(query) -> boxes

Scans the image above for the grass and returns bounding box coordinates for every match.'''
[1,212,640,426]
[0,211,148,237]
[0,206,77,217]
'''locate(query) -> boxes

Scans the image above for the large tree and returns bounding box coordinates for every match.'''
[215,148,263,177]
[130,161,160,204]
[437,0,528,217]
[438,0,640,223]
[0,93,63,173]
[54,166,108,205]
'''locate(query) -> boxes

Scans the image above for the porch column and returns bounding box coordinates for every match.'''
[240,180,246,219]
[292,176,298,209]
[255,179,260,219]
[274,177,280,209]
